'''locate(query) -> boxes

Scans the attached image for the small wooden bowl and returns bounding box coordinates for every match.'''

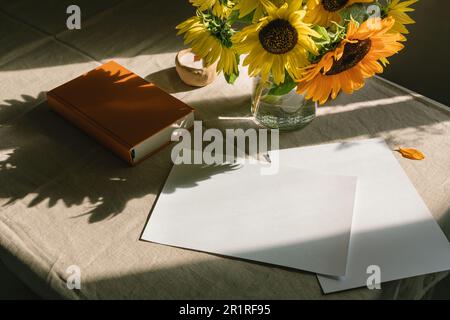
[175,48,218,87]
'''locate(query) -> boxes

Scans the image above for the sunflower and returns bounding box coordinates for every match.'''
[304,0,374,26]
[189,0,234,18]
[176,14,238,76]
[296,17,404,104]
[236,0,286,22]
[386,0,417,34]
[232,0,319,85]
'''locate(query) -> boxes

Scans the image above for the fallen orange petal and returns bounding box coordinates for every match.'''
[397,148,425,160]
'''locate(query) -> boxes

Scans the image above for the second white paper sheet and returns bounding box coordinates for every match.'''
[269,139,450,293]
[142,155,357,276]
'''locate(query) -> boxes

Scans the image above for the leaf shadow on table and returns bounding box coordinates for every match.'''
[0,111,238,224]
[0,92,47,125]
[156,163,241,196]
[0,69,237,223]
[0,76,449,224]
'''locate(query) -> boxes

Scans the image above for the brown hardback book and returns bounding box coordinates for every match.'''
[47,61,195,165]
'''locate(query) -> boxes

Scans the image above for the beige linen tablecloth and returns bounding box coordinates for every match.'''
[1,0,449,299]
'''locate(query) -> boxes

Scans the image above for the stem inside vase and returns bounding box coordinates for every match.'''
[251,77,317,131]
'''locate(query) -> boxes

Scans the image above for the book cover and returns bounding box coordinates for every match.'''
[47,60,194,165]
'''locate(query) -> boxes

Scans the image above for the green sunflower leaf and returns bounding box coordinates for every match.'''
[340,3,370,24]
[268,72,296,96]
[236,11,255,24]
[224,54,240,84]
[312,25,330,42]
[225,71,239,84]
[227,9,240,25]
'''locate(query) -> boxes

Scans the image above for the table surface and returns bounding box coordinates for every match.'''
[1,0,449,299]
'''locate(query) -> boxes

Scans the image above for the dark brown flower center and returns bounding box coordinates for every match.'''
[322,0,349,12]
[326,39,372,75]
[259,19,298,54]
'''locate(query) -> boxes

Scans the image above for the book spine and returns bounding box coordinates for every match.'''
[46,92,133,165]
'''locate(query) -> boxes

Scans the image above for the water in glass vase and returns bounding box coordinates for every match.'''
[251,77,317,131]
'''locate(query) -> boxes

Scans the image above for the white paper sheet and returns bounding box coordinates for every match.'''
[269,138,450,293]
[142,154,357,276]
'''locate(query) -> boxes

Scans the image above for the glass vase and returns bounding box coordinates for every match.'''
[251,76,317,131]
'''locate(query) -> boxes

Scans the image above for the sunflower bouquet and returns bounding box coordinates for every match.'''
[177,0,417,106]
